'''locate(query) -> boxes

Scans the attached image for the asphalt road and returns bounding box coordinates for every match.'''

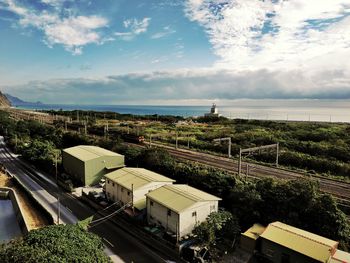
[0,137,171,263]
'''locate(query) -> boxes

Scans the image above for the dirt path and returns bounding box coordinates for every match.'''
[0,172,49,230]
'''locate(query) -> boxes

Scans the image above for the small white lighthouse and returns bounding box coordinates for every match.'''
[205,103,221,117]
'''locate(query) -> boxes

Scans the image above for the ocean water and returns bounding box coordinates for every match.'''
[18,99,350,123]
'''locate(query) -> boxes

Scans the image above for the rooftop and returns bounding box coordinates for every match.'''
[63,145,123,162]
[330,249,350,263]
[260,221,338,262]
[104,168,175,191]
[242,224,266,240]
[146,184,221,213]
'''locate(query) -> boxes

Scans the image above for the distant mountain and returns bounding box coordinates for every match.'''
[0,91,11,107]
[5,93,43,107]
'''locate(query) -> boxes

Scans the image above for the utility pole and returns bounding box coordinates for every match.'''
[213,137,231,158]
[131,184,134,214]
[175,131,178,149]
[84,121,87,135]
[238,148,242,176]
[54,150,58,183]
[57,196,61,224]
[276,142,279,167]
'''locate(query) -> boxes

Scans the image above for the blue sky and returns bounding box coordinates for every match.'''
[1,0,350,105]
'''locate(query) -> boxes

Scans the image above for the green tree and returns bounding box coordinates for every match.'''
[193,210,240,247]
[0,224,111,263]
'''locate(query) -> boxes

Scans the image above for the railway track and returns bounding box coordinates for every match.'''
[137,142,350,203]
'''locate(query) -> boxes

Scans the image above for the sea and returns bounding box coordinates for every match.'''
[18,99,350,123]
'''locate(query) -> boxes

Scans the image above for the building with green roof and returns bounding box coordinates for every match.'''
[146,184,221,240]
[240,221,350,263]
[62,145,124,186]
[104,167,175,210]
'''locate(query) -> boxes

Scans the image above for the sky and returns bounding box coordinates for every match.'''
[1,0,350,105]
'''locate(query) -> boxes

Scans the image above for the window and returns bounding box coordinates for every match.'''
[150,201,154,206]
[167,209,171,216]
[112,183,114,187]
[210,205,216,210]
[127,191,130,196]
[107,180,110,184]
[192,211,197,217]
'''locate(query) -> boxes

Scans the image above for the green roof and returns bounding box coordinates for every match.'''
[260,221,338,262]
[242,224,265,240]
[104,168,175,191]
[330,249,350,263]
[63,145,123,161]
[146,184,221,213]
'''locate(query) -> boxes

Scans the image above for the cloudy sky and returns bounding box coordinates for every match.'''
[1,0,350,105]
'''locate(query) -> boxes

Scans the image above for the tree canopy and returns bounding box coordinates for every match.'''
[0,224,110,263]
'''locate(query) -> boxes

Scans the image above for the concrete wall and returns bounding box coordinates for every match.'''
[179,201,218,237]
[0,187,28,235]
[147,197,179,235]
[105,181,131,205]
[147,199,218,238]
[260,238,320,263]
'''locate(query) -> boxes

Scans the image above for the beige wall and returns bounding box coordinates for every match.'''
[147,198,179,235]
[147,198,218,238]
[179,201,218,237]
[105,180,172,207]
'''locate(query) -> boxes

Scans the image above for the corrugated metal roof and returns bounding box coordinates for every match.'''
[134,198,147,210]
[330,249,350,263]
[146,184,221,213]
[104,168,175,191]
[242,224,265,240]
[260,221,338,262]
[63,145,123,161]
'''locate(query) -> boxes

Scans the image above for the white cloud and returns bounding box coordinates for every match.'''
[1,0,108,55]
[185,0,350,72]
[151,26,176,39]
[115,17,151,41]
[4,68,350,104]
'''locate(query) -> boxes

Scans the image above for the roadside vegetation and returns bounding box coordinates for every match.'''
[0,110,349,253]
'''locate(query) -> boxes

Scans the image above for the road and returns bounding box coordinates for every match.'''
[143,142,350,203]
[0,137,176,263]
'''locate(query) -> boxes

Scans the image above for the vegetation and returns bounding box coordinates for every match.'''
[123,147,350,251]
[0,224,110,263]
[193,210,240,249]
[1,110,349,251]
